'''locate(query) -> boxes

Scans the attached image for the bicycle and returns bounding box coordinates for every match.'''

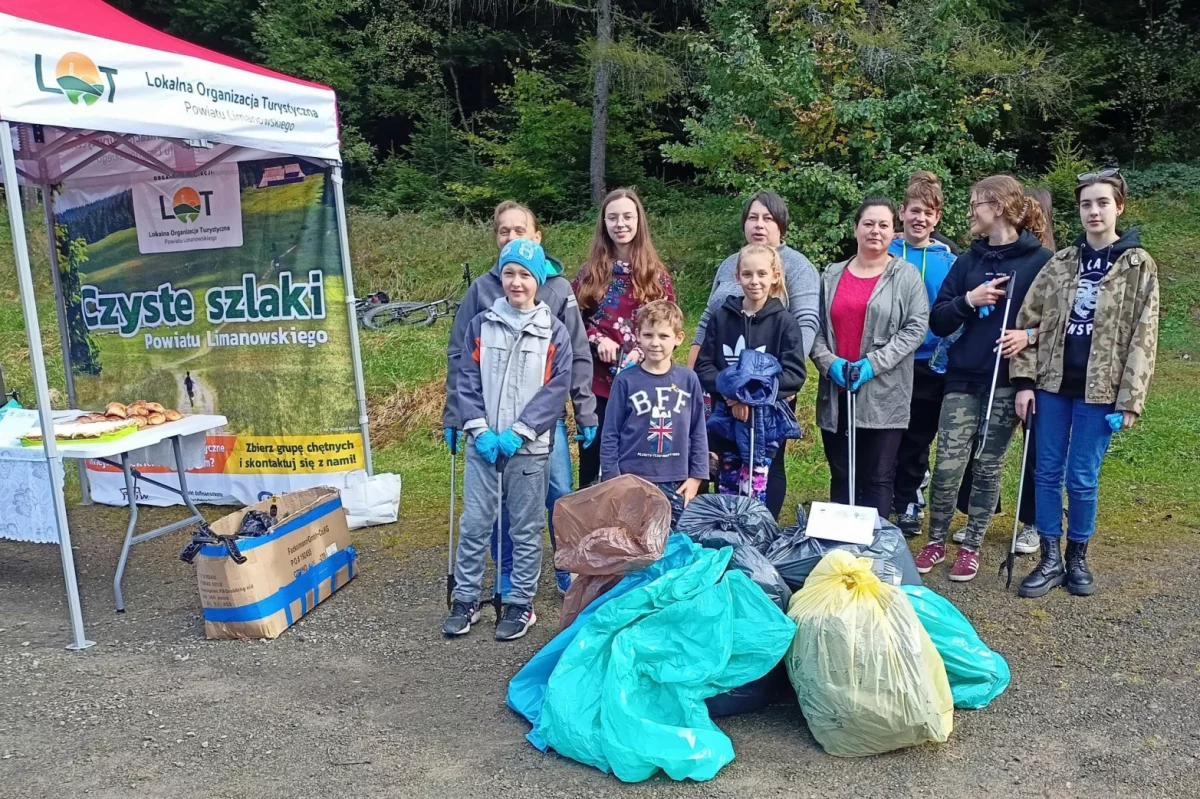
[362,262,471,330]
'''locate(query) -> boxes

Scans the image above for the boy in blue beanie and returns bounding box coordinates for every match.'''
[444,239,574,640]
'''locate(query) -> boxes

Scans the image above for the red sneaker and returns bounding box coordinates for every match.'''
[914,541,946,574]
[948,548,981,582]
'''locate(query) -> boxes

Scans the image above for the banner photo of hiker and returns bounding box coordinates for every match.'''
[55,157,364,505]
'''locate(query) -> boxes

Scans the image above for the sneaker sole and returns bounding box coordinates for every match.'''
[1018,575,1066,598]
[951,531,967,544]
[948,570,978,582]
[915,558,944,574]
[496,611,537,641]
[443,611,482,637]
[1014,541,1040,555]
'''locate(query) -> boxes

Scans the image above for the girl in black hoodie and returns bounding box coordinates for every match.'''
[914,175,1053,583]
[696,244,807,516]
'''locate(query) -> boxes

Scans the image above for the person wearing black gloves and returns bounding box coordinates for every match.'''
[914,175,1053,583]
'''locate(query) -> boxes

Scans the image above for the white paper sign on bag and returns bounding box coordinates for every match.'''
[132,166,243,253]
[804,501,878,546]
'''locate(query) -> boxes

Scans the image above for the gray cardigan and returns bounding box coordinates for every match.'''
[692,244,820,356]
[810,256,929,432]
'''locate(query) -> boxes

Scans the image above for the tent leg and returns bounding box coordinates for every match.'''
[41,183,91,505]
[330,166,373,475]
[1,123,94,650]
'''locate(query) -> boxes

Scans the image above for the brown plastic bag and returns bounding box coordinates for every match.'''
[553,475,671,628]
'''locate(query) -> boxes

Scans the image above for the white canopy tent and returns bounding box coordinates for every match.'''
[0,0,372,649]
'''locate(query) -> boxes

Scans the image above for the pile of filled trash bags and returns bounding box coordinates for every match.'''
[507,475,1011,782]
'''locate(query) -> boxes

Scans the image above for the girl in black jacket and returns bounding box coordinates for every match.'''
[914,175,1053,583]
[696,244,806,515]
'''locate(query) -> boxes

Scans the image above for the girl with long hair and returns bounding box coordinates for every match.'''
[914,175,1053,583]
[1011,170,1159,598]
[572,188,674,487]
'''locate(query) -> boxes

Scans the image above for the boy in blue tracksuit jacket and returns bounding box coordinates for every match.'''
[889,172,958,533]
[442,239,573,642]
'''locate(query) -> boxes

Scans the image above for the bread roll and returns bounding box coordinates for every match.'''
[147,412,166,426]
[105,402,128,419]
[132,416,148,429]
[164,409,183,421]
[145,402,166,413]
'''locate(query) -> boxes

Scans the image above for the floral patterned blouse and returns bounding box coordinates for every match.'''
[572,261,675,399]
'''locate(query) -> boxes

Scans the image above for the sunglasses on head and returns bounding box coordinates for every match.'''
[1077,167,1121,183]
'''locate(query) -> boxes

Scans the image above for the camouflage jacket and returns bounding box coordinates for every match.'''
[1012,239,1159,415]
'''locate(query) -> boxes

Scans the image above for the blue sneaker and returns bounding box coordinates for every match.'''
[555,569,572,597]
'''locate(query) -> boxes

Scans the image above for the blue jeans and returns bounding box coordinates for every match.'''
[492,419,572,579]
[1033,391,1115,543]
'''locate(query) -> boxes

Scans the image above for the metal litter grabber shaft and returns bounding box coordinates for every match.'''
[492,455,509,625]
[979,272,1017,451]
[746,406,755,500]
[1001,410,1034,588]
[846,363,862,506]
[446,429,459,609]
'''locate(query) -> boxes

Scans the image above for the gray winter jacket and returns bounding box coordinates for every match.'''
[811,256,929,432]
[692,244,821,356]
[443,260,597,429]
[454,298,573,456]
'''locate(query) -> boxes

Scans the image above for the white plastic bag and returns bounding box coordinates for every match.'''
[340,471,401,529]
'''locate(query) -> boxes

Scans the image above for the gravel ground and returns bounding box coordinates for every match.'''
[2,502,1200,799]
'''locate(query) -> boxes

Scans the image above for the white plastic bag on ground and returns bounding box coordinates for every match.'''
[340,471,401,529]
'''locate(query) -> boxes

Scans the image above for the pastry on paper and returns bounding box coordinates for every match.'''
[105,402,128,419]
[164,409,183,422]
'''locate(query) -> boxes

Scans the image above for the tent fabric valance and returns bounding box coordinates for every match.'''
[0,1,340,160]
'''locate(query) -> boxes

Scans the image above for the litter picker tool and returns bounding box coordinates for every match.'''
[492,455,509,625]
[1000,410,1034,589]
[846,363,861,506]
[446,428,459,609]
[746,406,755,499]
[978,272,1017,451]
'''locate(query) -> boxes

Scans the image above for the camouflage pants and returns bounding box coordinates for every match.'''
[927,388,1019,550]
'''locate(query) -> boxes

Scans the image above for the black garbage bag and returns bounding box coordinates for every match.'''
[767,517,921,591]
[676,494,780,552]
[705,663,793,718]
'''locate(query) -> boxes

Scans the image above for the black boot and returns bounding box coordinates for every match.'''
[1065,541,1095,596]
[1018,537,1066,598]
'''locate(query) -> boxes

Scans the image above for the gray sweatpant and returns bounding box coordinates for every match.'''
[453,447,548,606]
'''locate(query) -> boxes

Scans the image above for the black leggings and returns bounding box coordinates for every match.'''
[577,394,608,488]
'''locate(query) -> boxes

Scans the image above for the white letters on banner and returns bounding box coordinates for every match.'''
[131,168,243,253]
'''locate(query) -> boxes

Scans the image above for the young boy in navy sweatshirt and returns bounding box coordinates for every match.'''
[600,300,707,526]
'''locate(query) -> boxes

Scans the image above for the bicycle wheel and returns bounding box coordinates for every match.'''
[363,302,432,330]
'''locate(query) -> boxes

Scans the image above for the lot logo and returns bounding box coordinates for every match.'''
[35,53,118,106]
[160,187,213,224]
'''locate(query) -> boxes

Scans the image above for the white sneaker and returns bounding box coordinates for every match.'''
[1014,524,1040,554]
[952,528,967,544]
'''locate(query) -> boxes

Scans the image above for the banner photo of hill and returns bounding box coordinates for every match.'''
[55,158,364,506]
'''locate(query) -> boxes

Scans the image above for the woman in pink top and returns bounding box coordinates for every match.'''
[810,198,930,516]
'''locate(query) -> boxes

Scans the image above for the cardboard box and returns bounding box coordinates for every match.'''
[195,487,356,640]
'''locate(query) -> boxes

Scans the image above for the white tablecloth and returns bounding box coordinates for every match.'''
[0,446,65,544]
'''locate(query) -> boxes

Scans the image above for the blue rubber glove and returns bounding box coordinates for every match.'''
[1105,412,1124,433]
[978,304,993,318]
[574,425,598,449]
[829,358,850,388]
[497,428,524,458]
[474,429,500,464]
[443,427,464,453]
[850,358,875,392]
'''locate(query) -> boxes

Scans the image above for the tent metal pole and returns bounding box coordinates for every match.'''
[41,182,91,505]
[330,165,373,475]
[1,122,94,650]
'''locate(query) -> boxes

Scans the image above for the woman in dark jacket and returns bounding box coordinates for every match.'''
[914,175,1053,583]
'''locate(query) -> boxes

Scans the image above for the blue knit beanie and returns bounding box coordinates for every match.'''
[498,238,548,286]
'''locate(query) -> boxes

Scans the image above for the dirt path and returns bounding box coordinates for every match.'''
[1,505,1199,799]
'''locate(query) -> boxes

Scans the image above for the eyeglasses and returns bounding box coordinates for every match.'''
[968,200,997,210]
[1077,167,1121,182]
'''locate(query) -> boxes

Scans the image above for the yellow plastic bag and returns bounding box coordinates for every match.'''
[785,549,953,757]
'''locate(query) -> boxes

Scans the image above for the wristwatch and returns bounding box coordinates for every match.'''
[1025,328,1037,345]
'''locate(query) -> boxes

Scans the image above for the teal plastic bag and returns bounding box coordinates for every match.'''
[900,585,1010,709]
[533,542,796,782]
[507,534,700,749]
